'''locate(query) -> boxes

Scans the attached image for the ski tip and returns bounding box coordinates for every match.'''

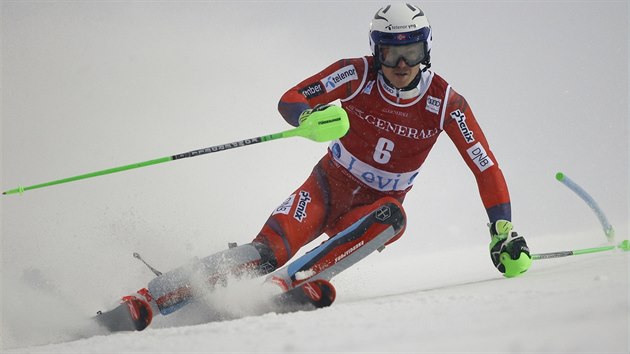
[618,239,630,251]
[555,172,565,181]
[305,279,336,308]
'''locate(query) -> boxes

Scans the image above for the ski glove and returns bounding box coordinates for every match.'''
[488,220,532,278]
[298,104,334,125]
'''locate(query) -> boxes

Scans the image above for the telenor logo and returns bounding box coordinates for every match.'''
[321,65,358,92]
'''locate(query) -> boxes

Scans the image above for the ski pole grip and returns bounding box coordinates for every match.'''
[284,106,350,142]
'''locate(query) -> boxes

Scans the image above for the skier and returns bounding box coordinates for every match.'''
[97,3,532,331]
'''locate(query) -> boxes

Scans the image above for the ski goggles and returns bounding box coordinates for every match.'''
[379,42,426,68]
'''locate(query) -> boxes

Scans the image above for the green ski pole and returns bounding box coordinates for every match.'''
[3,106,349,195]
[531,172,627,261]
[532,239,630,260]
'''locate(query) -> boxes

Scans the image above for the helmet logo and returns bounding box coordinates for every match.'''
[396,34,407,40]
[385,24,417,31]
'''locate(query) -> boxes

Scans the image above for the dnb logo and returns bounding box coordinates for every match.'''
[273,194,295,216]
[466,142,495,172]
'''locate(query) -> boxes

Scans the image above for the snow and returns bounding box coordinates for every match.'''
[3,241,629,353]
[1,1,628,353]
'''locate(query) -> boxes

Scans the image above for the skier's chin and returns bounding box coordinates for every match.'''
[386,74,412,89]
[382,66,419,89]
[391,74,411,88]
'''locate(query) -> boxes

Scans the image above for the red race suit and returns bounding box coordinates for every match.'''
[253,56,510,266]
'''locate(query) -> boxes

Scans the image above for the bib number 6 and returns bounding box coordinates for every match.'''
[373,137,395,164]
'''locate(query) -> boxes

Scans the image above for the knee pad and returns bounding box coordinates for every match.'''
[328,196,406,239]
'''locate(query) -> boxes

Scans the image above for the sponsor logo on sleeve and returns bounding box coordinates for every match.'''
[321,65,358,92]
[466,142,495,172]
[293,191,312,222]
[273,194,295,216]
[299,82,325,99]
[425,95,442,114]
[450,109,475,143]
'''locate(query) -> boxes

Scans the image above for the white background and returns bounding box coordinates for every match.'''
[1,1,628,352]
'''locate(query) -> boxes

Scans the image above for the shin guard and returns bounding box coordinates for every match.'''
[268,200,406,290]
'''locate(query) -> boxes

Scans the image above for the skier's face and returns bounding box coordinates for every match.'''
[381,58,421,89]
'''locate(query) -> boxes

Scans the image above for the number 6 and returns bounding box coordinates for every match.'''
[373,137,394,164]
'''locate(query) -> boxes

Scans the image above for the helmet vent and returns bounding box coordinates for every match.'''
[374,5,391,21]
[406,3,425,18]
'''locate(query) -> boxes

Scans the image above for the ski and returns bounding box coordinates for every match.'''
[269,278,336,314]
[94,294,153,332]
[93,279,336,332]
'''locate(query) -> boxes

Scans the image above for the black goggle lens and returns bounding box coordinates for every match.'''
[379,42,426,68]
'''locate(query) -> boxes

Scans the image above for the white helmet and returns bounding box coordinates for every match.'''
[369,3,432,69]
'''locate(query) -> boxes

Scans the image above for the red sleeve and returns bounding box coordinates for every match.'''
[443,88,511,222]
[278,58,369,126]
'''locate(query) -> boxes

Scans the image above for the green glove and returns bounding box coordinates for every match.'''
[489,220,532,278]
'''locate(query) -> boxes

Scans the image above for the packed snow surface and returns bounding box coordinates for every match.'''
[3,240,629,353]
